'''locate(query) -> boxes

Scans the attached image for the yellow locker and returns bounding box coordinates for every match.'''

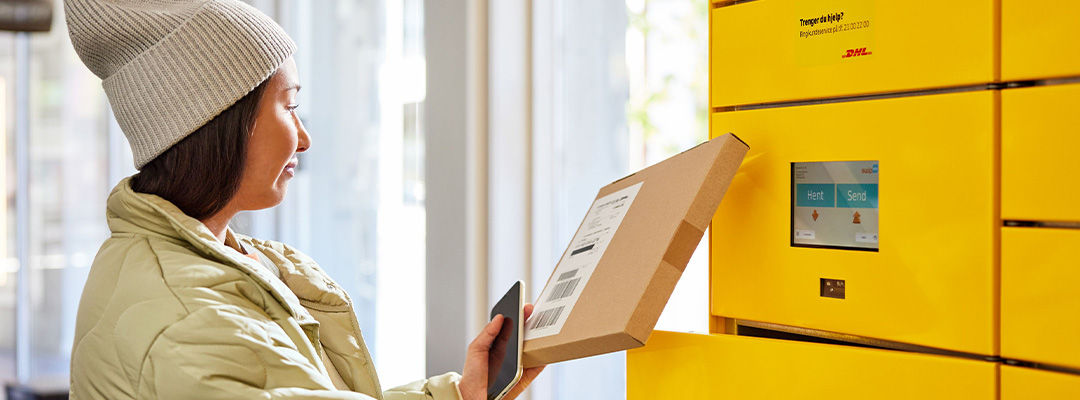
[1002,84,1080,222]
[1001,365,1080,399]
[1002,0,1080,81]
[710,91,997,355]
[1001,227,1080,370]
[627,331,996,399]
[710,0,996,108]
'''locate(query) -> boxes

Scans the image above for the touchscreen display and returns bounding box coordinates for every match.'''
[792,161,879,251]
[487,281,522,400]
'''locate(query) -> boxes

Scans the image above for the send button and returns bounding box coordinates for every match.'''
[836,184,878,208]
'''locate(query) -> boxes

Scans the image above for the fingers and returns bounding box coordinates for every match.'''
[462,316,506,400]
[485,314,505,338]
[489,322,510,363]
[523,303,534,321]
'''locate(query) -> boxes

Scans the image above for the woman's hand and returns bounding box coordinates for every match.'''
[459,304,546,400]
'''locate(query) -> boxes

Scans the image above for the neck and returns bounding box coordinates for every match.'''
[200,208,238,244]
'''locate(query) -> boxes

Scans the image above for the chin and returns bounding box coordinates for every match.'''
[257,185,289,209]
[268,182,287,201]
[270,186,288,205]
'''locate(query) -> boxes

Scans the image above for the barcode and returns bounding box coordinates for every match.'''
[546,277,581,302]
[571,244,595,256]
[528,306,566,330]
[557,269,578,281]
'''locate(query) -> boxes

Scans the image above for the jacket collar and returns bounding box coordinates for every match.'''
[105,177,316,324]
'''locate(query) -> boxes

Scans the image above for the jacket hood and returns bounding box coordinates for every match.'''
[106,177,224,251]
[104,177,350,317]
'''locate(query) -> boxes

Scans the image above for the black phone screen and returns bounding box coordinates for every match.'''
[487,281,522,400]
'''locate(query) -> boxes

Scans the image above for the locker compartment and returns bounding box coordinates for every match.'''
[710,0,996,108]
[1001,365,1080,399]
[1002,84,1080,222]
[709,91,997,355]
[627,331,996,399]
[1002,0,1080,81]
[1001,227,1080,370]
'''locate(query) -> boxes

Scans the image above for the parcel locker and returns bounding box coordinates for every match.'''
[627,331,996,400]
[1001,227,1080,370]
[1000,365,1080,399]
[1002,0,1080,81]
[1002,83,1080,222]
[710,0,996,108]
[709,91,997,355]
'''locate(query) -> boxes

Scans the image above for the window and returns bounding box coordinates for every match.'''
[529,0,631,398]
[528,0,707,397]
[0,0,428,391]
[250,0,429,388]
[0,11,111,384]
[24,13,110,381]
[0,28,15,387]
[628,0,710,335]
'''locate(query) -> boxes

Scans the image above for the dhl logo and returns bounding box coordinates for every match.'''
[842,47,872,58]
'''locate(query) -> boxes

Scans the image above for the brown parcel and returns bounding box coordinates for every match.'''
[522,133,748,367]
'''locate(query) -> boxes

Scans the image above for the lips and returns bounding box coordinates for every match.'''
[284,157,298,176]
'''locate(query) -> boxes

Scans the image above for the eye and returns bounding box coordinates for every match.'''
[286,103,300,112]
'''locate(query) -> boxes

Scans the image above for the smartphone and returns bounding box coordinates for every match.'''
[487,281,524,400]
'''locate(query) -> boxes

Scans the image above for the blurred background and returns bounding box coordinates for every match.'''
[0,0,710,398]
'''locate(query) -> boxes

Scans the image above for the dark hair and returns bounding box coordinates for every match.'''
[131,78,271,220]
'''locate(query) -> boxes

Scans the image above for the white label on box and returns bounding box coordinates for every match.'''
[525,182,644,341]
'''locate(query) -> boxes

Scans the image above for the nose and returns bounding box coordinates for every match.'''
[296,115,311,153]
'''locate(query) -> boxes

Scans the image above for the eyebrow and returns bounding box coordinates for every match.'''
[284,84,301,92]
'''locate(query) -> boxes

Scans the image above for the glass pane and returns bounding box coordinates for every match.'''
[27,12,109,382]
[278,0,427,388]
[0,0,430,391]
[531,0,708,397]
[0,31,17,385]
[629,0,710,334]
[530,0,630,398]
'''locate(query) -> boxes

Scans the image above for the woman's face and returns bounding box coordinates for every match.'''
[233,58,310,210]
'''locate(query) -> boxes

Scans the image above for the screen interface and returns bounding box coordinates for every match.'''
[487,281,522,400]
[792,161,879,251]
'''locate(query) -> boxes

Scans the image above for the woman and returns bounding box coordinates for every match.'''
[63,0,542,399]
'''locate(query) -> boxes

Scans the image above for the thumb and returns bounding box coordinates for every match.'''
[461,315,506,398]
[469,314,504,354]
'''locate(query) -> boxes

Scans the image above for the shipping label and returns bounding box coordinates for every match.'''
[525,182,644,340]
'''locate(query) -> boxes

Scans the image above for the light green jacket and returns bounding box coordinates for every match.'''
[70,179,462,400]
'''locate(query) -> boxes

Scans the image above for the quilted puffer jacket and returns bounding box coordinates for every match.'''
[70,178,461,399]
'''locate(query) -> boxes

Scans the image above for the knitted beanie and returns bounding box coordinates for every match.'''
[63,0,296,169]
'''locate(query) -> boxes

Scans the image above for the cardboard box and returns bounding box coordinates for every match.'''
[521,133,748,367]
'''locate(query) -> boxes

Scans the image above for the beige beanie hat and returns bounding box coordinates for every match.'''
[63,0,296,168]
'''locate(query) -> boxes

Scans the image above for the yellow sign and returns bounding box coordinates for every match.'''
[710,0,995,107]
[792,0,876,67]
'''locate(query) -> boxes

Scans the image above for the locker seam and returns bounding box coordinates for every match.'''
[710,77,1080,113]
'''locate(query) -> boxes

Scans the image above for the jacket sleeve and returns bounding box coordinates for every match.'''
[383,372,463,400]
[145,303,377,400]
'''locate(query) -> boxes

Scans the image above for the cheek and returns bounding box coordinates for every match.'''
[247,118,298,180]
